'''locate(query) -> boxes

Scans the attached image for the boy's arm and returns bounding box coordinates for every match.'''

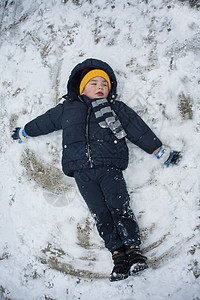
[115,101,182,166]
[115,101,162,154]
[24,102,64,137]
[12,102,64,142]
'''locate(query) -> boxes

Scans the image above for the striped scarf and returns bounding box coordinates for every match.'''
[91,98,127,139]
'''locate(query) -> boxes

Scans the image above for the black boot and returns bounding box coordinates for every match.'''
[125,246,148,275]
[109,247,130,282]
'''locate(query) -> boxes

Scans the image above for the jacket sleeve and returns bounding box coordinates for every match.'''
[24,102,64,137]
[115,101,162,154]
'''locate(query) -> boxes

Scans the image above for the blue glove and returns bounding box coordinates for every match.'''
[12,127,28,143]
[155,146,182,167]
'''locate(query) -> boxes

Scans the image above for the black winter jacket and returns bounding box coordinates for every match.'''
[25,58,162,177]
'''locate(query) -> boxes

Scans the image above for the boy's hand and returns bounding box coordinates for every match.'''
[155,146,182,167]
[12,127,28,143]
[169,151,182,166]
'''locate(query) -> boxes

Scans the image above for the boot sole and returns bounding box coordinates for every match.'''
[129,262,149,276]
[109,271,130,282]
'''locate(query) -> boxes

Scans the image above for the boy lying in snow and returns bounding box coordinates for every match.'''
[12,58,182,281]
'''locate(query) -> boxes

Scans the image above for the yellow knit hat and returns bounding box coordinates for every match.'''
[79,69,111,95]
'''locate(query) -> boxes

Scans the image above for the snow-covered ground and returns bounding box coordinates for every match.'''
[0,0,200,299]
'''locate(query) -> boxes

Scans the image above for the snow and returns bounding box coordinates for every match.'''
[0,0,200,299]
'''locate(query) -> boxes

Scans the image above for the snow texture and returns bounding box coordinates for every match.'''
[0,0,200,299]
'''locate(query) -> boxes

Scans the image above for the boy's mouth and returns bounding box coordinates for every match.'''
[96,92,104,96]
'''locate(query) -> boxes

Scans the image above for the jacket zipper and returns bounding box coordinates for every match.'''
[86,106,93,168]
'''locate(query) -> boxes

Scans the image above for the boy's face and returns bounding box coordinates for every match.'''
[82,76,109,99]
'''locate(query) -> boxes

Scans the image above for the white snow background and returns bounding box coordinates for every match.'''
[0,0,200,299]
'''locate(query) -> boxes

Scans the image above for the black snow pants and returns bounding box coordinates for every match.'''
[74,166,141,251]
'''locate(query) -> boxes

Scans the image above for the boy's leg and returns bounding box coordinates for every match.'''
[99,167,141,248]
[74,169,124,251]
[74,167,146,281]
[99,167,148,277]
